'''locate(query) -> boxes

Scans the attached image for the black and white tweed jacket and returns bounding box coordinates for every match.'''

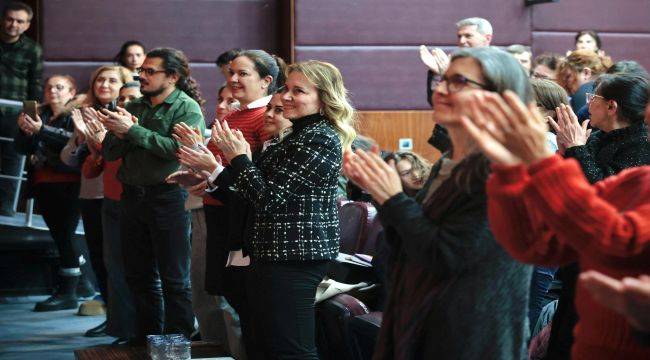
[229,113,342,262]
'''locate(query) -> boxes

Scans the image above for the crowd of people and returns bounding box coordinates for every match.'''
[2,2,650,359]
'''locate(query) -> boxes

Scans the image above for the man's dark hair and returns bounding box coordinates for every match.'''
[114,40,146,67]
[2,1,33,21]
[215,48,242,67]
[120,81,141,91]
[147,47,205,108]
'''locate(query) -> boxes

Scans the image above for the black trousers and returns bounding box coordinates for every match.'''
[249,260,329,360]
[120,183,192,340]
[80,198,106,300]
[34,182,81,269]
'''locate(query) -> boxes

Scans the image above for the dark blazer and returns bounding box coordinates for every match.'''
[229,113,342,262]
[565,121,650,184]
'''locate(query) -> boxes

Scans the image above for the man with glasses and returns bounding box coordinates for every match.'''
[0,1,42,216]
[101,47,205,344]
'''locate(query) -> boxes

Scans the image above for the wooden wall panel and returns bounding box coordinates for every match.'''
[357,111,440,163]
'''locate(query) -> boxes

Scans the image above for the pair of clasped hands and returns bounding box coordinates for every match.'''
[166,120,252,196]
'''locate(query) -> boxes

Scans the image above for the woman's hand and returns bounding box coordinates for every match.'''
[548,104,591,149]
[17,112,39,135]
[211,120,251,162]
[580,271,650,332]
[172,122,204,147]
[85,118,107,152]
[343,148,403,205]
[97,106,137,138]
[460,91,554,166]
[177,145,220,174]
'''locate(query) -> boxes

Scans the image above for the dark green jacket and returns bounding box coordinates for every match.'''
[103,88,204,186]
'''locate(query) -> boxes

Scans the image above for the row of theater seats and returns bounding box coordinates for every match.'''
[316,201,385,360]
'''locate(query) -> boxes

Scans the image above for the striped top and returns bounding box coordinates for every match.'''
[204,98,269,206]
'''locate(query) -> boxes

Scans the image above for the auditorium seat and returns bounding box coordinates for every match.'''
[316,294,370,360]
[349,311,383,360]
[338,202,376,254]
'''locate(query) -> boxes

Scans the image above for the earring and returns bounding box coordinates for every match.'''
[319,108,324,116]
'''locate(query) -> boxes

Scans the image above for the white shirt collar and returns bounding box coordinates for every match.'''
[243,95,272,110]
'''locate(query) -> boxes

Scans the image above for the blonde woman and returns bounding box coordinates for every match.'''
[208,60,356,358]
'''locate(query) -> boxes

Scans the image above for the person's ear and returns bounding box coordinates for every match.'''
[582,67,592,79]
[484,34,493,44]
[262,75,273,90]
[169,73,180,85]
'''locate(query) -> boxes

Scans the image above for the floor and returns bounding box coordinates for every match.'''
[0,296,111,360]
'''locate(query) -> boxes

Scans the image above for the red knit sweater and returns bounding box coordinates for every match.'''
[204,106,267,206]
[487,154,650,360]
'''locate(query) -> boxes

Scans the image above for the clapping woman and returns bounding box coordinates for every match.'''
[460,86,650,360]
[209,60,355,358]
[343,47,532,359]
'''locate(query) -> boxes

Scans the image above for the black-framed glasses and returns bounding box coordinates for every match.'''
[431,74,488,93]
[136,67,166,76]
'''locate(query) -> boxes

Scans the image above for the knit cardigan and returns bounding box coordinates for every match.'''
[487,155,650,360]
[229,113,341,262]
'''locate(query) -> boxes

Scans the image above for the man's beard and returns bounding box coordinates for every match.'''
[141,84,167,98]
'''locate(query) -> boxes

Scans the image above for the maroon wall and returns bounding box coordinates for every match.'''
[294,0,650,110]
[20,0,650,113]
[40,0,279,122]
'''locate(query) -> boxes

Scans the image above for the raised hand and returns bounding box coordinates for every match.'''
[172,122,204,147]
[419,46,450,75]
[580,271,650,332]
[460,91,553,166]
[177,145,219,174]
[342,149,403,205]
[548,104,590,149]
[98,106,137,137]
[211,120,250,162]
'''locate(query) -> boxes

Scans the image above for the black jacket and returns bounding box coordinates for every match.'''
[13,106,78,195]
[229,113,342,262]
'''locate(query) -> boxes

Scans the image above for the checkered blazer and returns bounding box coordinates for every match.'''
[230,113,342,261]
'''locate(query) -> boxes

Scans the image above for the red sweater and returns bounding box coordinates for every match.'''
[487,155,650,360]
[204,106,267,206]
[82,148,122,201]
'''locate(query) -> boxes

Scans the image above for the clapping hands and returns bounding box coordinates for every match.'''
[459,90,554,166]
[547,104,592,152]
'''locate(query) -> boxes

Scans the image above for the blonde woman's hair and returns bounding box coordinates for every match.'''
[287,60,357,150]
[83,65,133,107]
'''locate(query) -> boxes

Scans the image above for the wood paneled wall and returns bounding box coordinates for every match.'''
[357,111,441,162]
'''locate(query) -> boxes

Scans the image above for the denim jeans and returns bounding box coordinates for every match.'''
[120,183,192,340]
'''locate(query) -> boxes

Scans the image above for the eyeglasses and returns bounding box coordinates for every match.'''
[431,74,488,93]
[136,67,166,76]
[586,92,606,103]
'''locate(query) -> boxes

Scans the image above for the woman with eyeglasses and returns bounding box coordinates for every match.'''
[344,47,532,359]
[457,84,650,360]
[14,75,83,312]
[539,73,650,360]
